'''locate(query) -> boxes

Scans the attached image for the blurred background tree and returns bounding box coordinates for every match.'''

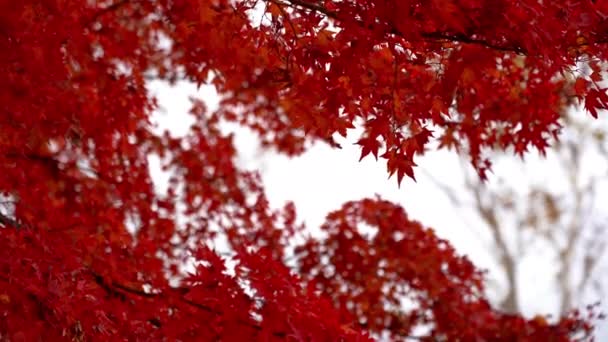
[424,108,608,317]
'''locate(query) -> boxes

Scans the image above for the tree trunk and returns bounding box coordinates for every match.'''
[500,256,519,313]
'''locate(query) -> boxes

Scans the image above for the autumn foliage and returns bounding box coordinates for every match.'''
[1,0,606,340]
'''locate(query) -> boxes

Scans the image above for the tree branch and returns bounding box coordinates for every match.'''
[89,0,131,23]
[273,0,608,57]
[0,212,20,229]
[87,269,290,337]
[272,0,529,54]
[466,170,520,313]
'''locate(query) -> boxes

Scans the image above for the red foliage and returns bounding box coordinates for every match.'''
[0,0,604,340]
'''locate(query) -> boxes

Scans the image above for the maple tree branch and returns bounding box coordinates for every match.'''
[88,269,289,337]
[272,0,329,17]
[268,0,300,43]
[274,0,574,55]
[90,0,131,23]
[421,31,526,54]
[88,269,428,340]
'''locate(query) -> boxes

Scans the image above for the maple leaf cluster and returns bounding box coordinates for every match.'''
[0,0,605,340]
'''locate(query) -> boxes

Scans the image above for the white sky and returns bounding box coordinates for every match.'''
[147,79,607,339]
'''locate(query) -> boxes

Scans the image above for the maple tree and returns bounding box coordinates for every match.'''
[1,0,607,340]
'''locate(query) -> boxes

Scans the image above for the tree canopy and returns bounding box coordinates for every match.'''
[1,0,606,340]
